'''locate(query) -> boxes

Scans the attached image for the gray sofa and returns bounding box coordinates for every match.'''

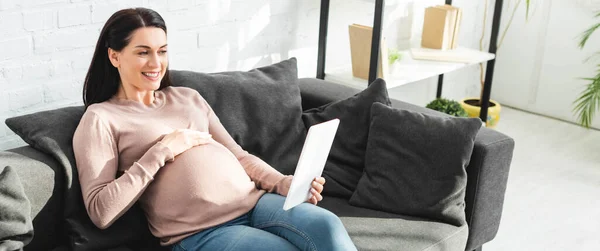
[0,76,514,251]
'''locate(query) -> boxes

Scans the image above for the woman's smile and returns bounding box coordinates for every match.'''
[142,71,161,81]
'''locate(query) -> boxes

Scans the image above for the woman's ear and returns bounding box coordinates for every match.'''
[108,48,120,68]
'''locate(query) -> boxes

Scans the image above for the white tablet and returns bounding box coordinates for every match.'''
[283,118,340,211]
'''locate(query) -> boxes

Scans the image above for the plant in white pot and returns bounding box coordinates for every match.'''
[574,12,600,128]
[460,0,532,129]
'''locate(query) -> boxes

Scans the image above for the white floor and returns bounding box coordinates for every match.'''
[485,107,600,251]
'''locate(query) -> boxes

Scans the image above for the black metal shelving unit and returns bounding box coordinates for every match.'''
[316,0,504,123]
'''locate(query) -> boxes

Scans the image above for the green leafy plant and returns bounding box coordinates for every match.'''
[575,12,600,128]
[426,98,468,117]
[388,48,402,65]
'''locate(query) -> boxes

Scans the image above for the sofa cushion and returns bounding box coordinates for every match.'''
[1,147,64,250]
[0,165,34,250]
[170,58,306,174]
[302,79,390,198]
[319,196,468,251]
[5,107,164,251]
[349,102,482,226]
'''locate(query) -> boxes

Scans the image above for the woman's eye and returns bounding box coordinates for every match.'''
[159,50,167,54]
[138,51,148,55]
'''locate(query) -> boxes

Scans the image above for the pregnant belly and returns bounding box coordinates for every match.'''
[141,141,255,216]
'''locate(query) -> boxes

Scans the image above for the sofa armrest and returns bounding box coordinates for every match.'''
[463,129,514,250]
[1,146,66,250]
[298,78,515,250]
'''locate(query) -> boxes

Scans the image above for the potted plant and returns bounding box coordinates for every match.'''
[426,98,468,117]
[387,48,403,73]
[574,13,600,128]
[460,0,532,129]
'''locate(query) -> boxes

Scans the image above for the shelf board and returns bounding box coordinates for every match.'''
[324,47,495,90]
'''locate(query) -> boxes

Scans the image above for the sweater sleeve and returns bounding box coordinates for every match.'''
[201,98,291,195]
[72,111,174,229]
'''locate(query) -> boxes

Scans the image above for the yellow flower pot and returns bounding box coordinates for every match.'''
[460,98,501,129]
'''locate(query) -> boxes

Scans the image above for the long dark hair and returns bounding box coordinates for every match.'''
[83,8,172,107]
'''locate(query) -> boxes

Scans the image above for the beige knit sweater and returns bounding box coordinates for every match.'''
[73,86,291,245]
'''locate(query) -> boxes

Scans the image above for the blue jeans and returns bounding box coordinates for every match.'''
[171,193,356,251]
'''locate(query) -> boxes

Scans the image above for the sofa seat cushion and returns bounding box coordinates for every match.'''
[319,196,468,251]
[1,147,64,251]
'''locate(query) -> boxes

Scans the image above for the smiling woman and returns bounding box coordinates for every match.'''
[107,28,169,105]
[73,7,356,251]
[83,8,172,107]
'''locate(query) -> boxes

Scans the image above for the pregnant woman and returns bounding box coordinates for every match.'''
[72,7,356,251]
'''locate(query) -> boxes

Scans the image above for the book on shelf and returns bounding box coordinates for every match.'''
[452,7,462,48]
[410,47,491,64]
[421,4,462,50]
[348,23,389,80]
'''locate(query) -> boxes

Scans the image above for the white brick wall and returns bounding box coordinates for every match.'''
[0,0,486,150]
[22,0,69,8]
[33,26,101,54]
[23,9,56,31]
[0,0,308,150]
[9,87,44,110]
[0,37,31,60]
[58,5,91,28]
[0,0,21,11]
[0,11,24,34]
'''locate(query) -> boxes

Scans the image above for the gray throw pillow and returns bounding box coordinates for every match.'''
[0,165,34,251]
[349,102,482,226]
[170,57,306,174]
[302,79,391,199]
[5,107,164,251]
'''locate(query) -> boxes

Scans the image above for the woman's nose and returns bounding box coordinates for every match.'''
[148,53,161,68]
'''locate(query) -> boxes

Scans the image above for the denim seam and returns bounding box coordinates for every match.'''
[255,221,318,251]
[225,226,251,251]
[176,242,188,251]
